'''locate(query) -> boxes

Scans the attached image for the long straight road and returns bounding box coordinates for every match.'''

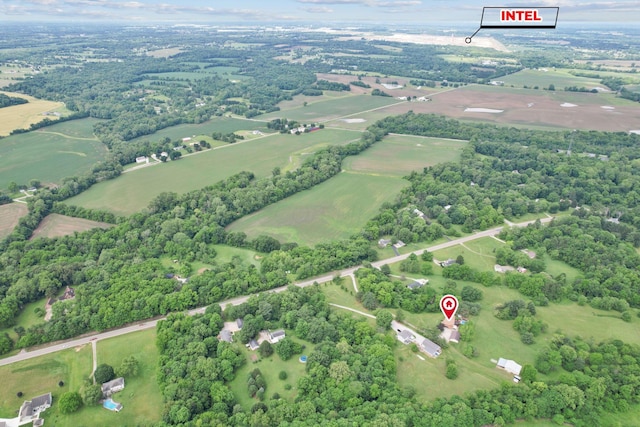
[0,216,553,367]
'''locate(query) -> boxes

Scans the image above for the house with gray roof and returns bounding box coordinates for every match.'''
[247,339,259,351]
[101,377,125,397]
[19,392,52,422]
[420,338,442,358]
[397,330,415,344]
[269,329,286,344]
[218,329,233,343]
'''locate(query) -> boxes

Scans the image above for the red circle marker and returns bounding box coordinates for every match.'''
[439,294,459,321]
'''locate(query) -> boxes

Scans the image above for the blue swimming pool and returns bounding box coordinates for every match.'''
[103,398,122,412]
[299,355,307,363]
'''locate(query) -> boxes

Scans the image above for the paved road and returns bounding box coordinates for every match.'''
[0,216,553,367]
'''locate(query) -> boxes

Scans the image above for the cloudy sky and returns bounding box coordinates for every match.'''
[1,0,639,23]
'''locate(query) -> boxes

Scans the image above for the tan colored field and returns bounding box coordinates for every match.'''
[0,91,65,136]
[30,213,113,239]
[146,47,184,58]
[0,203,28,239]
[574,59,639,71]
[340,33,507,52]
[350,85,640,131]
[316,73,440,98]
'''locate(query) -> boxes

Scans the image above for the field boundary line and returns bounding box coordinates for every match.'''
[35,130,98,141]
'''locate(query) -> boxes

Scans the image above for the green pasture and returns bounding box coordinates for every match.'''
[0,121,108,190]
[212,245,260,267]
[67,129,359,215]
[343,134,467,177]
[226,171,408,246]
[258,94,401,122]
[0,345,92,418]
[500,68,604,89]
[127,116,269,145]
[432,243,498,272]
[39,118,103,139]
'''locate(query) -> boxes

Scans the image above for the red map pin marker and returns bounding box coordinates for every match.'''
[440,294,459,321]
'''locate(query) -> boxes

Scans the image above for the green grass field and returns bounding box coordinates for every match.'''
[43,329,163,426]
[342,134,467,177]
[432,243,498,272]
[0,345,92,418]
[500,68,604,89]
[229,338,314,410]
[67,129,359,215]
[227,171,408,246]
[212,245,260,267]
[0,120,108,190]
[127,116,268,145]
[258,94,401,123]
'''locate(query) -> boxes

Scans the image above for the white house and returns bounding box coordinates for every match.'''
[135,156,149,164]
[101,377,125,396]
[497,358,522,375]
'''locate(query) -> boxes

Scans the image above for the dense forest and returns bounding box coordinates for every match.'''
[0,93,27,108]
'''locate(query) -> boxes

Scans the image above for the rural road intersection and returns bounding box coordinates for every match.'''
[0,216,553,367]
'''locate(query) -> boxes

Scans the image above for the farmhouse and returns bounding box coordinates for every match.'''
[135,156,149,164]
[420,338,442,358]
[269,329,286,344]
[101,377,125,396]
[44,286,76,321]
[393,240,406,249]
[407,279,428,290]
[378,238,391,248]
[497,358,522,375]
[19,393,52,423]
[440,259,457,268]
[494,264,515,273]
[218,330,233,343]
[247,339,260,351]
[397,329,415,344]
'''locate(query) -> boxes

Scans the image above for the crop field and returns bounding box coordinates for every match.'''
[0,121,107,190]
[258,94,402,123]
[30,213,114,239]
[0,345,92,418]
[499,68,605,89]
[37,117,103,139]
[227,171,408,246]
[0,90,67,136]
[0,203,28,239]
[127,116,268,145]
[354,85,640,132]
[67,129,360,215]
[342,134,467,177]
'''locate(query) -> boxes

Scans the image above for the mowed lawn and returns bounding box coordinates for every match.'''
[227,171,408,246]
[0,203,28,239]
[0,345,92,418]
[258,94,401,123]
[127,116,268,145]
[30,213,114,240]
[44,329,163,426]
[67,129,359,215]
[229,338,314,410]
[0,120,107,190]
[0,90,66,136]
[342,134,467,177]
